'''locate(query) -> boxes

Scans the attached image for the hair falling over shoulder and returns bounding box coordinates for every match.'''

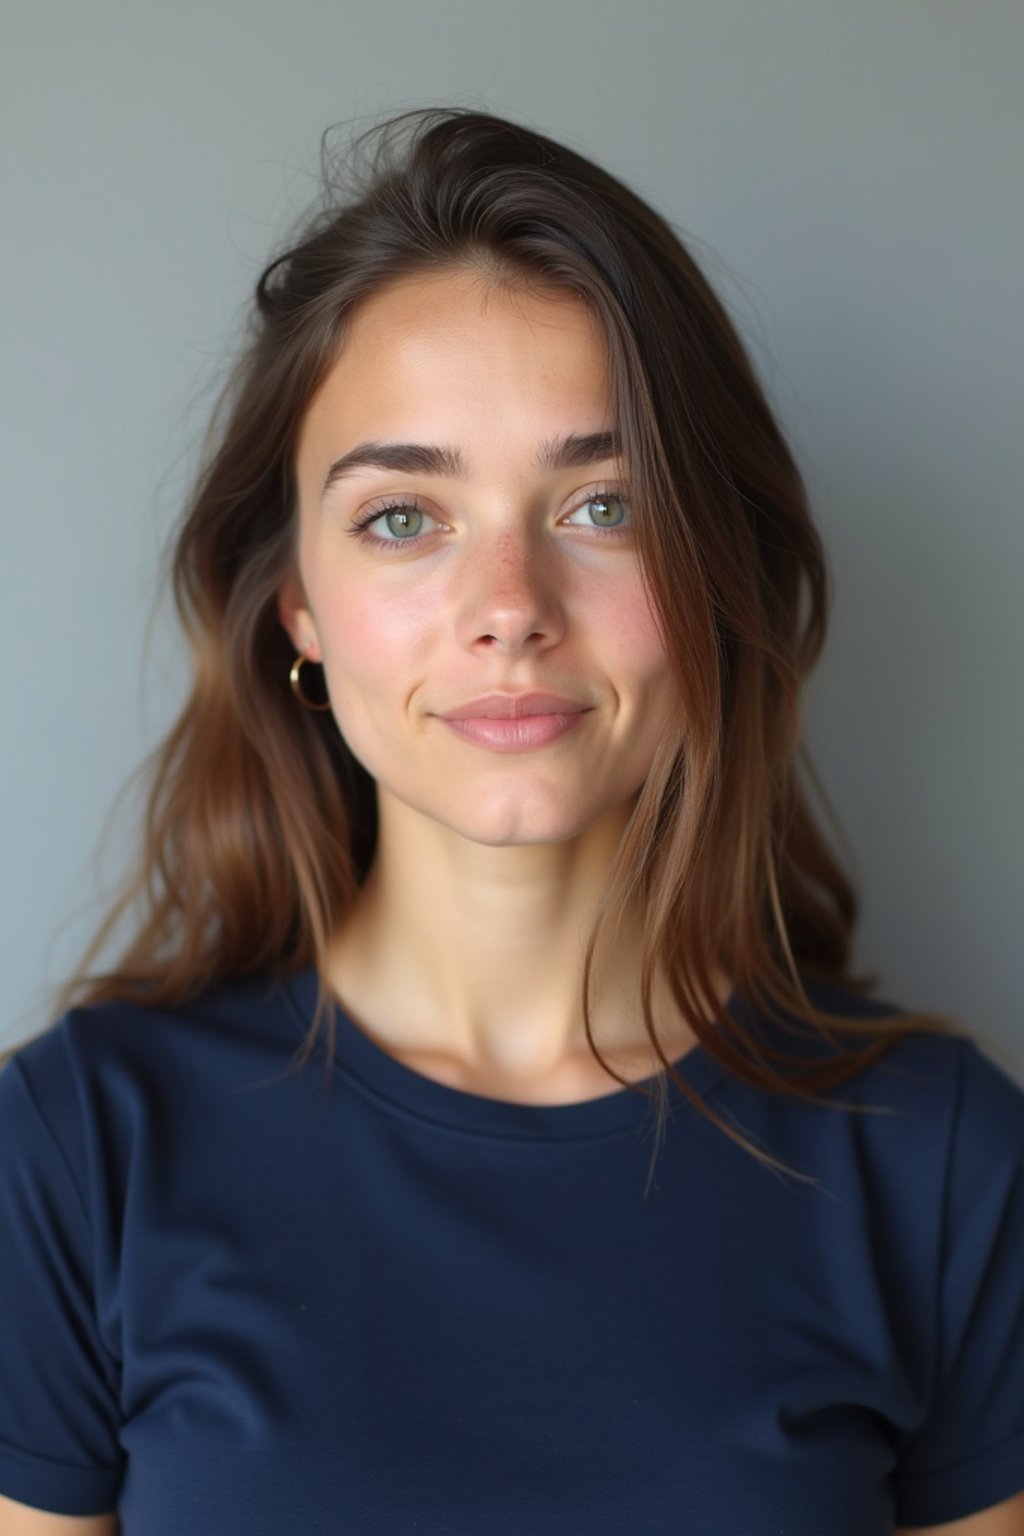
[25,105,963,1173]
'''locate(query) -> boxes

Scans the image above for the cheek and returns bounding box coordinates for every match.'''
[316,581,434,699]
[593,576,670,679]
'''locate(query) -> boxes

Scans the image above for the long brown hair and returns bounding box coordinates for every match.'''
[24,106,961,1178]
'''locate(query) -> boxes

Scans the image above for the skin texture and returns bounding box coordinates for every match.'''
[0,1493,116,1532]
[278,264,732,1099]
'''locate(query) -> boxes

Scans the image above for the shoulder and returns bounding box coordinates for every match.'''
[772,974,1024,1127]
[831,980,1023,1134]
[732,977,1024,1214]
[1,970,307,1166]
[9,969,302,1068]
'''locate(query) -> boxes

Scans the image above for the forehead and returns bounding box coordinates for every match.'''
[342,264,601,351]
[296,268,613,474]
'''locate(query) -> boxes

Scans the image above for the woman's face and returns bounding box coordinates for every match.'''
[282,265,677,847]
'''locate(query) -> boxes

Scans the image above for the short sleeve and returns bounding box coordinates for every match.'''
[891,1037,1024,1527]
[0,1047,125,1516]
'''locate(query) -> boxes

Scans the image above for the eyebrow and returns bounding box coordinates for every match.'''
[319,429,622,500]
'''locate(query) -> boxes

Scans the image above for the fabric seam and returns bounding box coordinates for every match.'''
[9,1057,92,1228]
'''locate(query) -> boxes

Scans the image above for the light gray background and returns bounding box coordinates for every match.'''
[3,1,1021,1076]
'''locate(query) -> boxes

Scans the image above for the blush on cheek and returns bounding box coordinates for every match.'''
[596,584,669,668]
[317,595,424,733]
[320,570,446,696]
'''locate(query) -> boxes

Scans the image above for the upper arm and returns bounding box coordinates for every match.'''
[0,1492,116,1534]
[0,1054,125,1516]
[890,1041,1024,1529]
[894,1486,1024,1532]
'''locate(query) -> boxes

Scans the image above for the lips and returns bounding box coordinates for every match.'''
[438,692,590,721]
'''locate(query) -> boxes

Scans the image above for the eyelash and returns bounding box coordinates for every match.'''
[345,487,632,553]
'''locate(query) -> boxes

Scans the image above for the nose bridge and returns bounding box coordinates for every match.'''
[458,509,562,647]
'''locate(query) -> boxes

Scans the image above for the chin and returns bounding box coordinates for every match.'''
[377,777,632,847]
[377,790,582,843]
[443,804,614,848]
[462,826,589,849]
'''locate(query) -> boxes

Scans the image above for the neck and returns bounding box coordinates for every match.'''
[323,790,728,1085]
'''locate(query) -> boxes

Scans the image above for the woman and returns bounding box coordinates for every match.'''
[1,106,1022,1535]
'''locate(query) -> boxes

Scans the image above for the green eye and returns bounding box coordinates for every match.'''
[378,507,426,539]
[567,493,631,534]
[348,498,440,550]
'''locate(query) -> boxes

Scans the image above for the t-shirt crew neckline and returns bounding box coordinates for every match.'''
[281,965,737,1141]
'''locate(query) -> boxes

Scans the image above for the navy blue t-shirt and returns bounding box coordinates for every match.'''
[2,968,1024,1532]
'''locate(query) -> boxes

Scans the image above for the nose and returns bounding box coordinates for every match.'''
[454,524,567,656]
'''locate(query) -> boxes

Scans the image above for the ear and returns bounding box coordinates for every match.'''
[276,570,321,661]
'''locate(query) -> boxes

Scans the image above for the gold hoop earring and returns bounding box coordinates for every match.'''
[289,653,332,712]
